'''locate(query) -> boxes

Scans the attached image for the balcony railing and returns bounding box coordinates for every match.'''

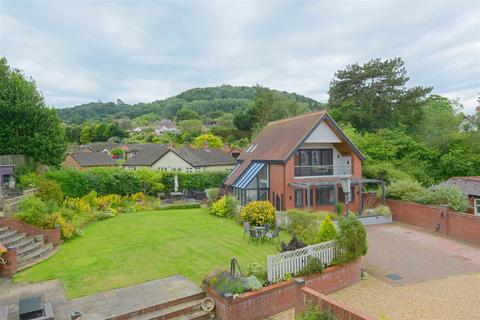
[294,164,352,177]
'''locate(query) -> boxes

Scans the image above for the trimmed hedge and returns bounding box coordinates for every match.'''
[43,169,228,198]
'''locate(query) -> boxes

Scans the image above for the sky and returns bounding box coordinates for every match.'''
[0,1,479,114]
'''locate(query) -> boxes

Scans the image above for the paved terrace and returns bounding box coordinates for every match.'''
[0,275,202,319]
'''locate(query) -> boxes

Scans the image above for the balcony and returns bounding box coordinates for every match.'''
[294,164,352,177]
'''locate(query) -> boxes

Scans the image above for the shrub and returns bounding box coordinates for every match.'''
[15,196,50,228]
[297,256,324,276]
[96,194,122,209]
[207,188,221,203]
[36,178,64,205]
[281,235,306,252]
[336,203,343,215]
[298,304,337,320]
[286,210,320,244]
[336,214,368,263]
[363,205,392,216]
[416,185,470,212]
[240,201,275,227]
[242,275,263,291]
[319,216,337,242]
[46,169,91,198]
[224,195,239,218]
[63,197,91,213]
[17,172,40,189]
[215,277,244,295]
[51,212,74,239]
[246,263,268,285]
[82,191,98,207]
[210,196,229,217]
[386,179,426,201]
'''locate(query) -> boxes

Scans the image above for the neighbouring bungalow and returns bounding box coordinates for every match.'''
[63,152,118,170]
[124,145,237,173]
[224,111,384,213]
[122,143,168,160]
[442,176,480,215]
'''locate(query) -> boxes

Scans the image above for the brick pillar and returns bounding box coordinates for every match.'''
[0,248,18,277]
[294,278,306,317]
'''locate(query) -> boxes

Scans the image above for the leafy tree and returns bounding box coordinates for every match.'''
[175,107,200,123]
[178,119,203,136]
[80,126,91,144]
[134,169,164,195]
[328,57,432,132]
[192,133,223,149]
[0,58,67,166]
[111,147,124,159]
[335,214,368,263]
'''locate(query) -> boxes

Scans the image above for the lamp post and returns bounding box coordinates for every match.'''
[341,178,351,216]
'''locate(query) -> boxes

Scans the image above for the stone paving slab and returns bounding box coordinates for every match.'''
[364,223,480,285]
[0,275,203,320]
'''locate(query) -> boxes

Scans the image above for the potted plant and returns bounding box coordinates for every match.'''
[0,244,7,271]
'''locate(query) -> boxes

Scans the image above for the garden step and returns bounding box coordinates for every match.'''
[17,240,44,257]
[0,229,18,242]
[6,236,35,251]
[172,310,213,320]
[1,233,26,247]
[131,299,203,320]
[17,242,53,266]
[0,226,8,235]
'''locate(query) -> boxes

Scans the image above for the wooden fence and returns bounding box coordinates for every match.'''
[267,240,338,282]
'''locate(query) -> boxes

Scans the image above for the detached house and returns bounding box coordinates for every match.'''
[124,145,237,173]
[225,111,375,213]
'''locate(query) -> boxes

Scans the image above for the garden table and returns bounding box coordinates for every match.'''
[253,226,267,242]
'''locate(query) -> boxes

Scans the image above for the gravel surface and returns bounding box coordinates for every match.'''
[330,272,480,320]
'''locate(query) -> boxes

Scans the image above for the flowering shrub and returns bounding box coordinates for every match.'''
[63,197,91,213]
[240,201,275,226]
[211,197,229,217]
[96,194,122,209]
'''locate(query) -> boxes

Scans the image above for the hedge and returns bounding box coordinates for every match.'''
[44,168,228,198]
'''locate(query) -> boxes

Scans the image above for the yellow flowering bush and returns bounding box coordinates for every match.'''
[211,197,229,217]
[96,194,122,209]
[63,197,91,213]
[51,212,75,239]
[130,192,147,203]
[240,201,276,226]
[0,244,7,255]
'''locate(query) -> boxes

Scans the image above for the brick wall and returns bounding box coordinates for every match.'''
[0,219,61,246]
[295,287,376,320]
[386,199,480,244]
[0,248,17,277]
[206,258,363,320]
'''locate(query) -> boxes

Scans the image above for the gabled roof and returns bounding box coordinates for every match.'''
[82,143,120,152]
[172,147,237,167]
[224,111,364,186]
[69,152,117,167]
[123,144,168,153]
[442,177,480,197]
[124,147,170,166]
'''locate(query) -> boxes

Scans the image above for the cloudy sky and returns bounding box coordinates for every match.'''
[1,1,479,113]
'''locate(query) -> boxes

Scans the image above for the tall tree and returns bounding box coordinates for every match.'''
[328,57,432,131]
[0,58,67,166]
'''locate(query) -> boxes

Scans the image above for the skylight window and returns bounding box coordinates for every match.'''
[246,144,258,154]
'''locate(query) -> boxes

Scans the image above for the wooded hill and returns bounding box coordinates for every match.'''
[59,85,324,124]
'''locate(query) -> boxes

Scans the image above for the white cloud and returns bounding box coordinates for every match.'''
[0,1,478,113]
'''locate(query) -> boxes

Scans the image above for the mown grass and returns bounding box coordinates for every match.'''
[14,208,284,298]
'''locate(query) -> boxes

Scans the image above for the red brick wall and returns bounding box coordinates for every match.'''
[386,199,480,244]
[0,219,61,246]
[295,287,376,320]
[207,258,362,320]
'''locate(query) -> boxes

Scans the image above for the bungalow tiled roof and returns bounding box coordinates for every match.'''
[224,110,364,186]
[124,147,170,166]
[70,152,117,167]
[82,142,120,152]
[442,176,480,197]
[172,147,237,167]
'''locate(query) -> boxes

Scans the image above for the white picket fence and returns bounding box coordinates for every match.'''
[267,240,339,282]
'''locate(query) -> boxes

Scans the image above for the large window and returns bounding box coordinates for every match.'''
[475,198,480,215]
[294,149,333,176]
[315,186,335,205]
[233,164,269,205]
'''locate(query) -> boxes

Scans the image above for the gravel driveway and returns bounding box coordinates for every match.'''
[330,223,480,319]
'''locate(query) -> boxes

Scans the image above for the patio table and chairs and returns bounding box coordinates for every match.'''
[247,223,280,244]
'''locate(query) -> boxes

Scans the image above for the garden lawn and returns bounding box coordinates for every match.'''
[14,208,284,298]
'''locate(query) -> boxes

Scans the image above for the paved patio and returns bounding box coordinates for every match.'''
[0,275,203,319]
[363,223,480,284]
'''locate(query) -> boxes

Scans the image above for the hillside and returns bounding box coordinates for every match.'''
[59,85,324,124]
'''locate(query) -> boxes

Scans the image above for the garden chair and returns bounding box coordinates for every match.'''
[261,223,271,238]
[243,221,250,239]
[265,227,280,244]
[249,229,259,244]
